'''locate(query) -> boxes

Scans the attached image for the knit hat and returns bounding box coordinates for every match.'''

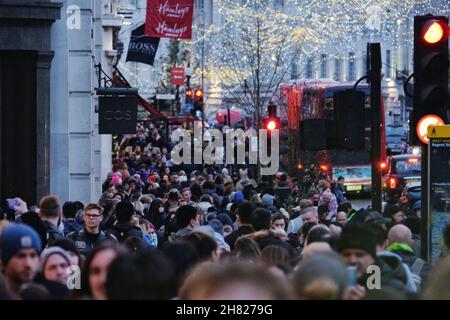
[0,224,42,267]
[262,194,274,207]
[193,225,216,239]
[216,213,234,228]
[337,223,377,258]
[208,219,224,236]
[39,247,71,272]
[115,201,135,222]
[233,191,244,203]
[364,211,391,225]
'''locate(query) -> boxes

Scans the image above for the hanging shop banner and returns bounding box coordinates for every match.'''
[126,24,160,65]
[145,0,194,39]
[99,96,138,134]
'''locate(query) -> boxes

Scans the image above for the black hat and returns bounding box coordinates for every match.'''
[338,223,377,258]
[168,189,179,200]
[364,211,391,225]
[115,201,134,222]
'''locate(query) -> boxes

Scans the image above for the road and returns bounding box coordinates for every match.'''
[346,196,371,211]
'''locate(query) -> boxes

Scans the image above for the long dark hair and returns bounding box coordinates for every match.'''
[146,199,164,230]
[76,242,122,299]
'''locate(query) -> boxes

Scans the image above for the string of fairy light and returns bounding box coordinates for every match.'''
[119,0,449,97]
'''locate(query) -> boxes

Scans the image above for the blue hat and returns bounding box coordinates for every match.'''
[233,192,244,203]
[262,194,274,207]
[0,224,42,267]
[216,213,234,228]
[208,219,224,236]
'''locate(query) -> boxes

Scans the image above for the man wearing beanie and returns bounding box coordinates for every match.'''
[338,223,408,299]
[0,224,42,294]
[38,247,71,285]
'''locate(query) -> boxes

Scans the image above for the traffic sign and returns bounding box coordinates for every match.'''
[416,114,445,144]
[427,125,450,263]
[427,125,450,139]
[171,67,185,85]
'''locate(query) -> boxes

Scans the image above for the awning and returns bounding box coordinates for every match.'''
[113,67,196,124]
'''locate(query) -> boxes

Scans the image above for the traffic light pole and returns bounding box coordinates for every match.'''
[412,15,449,261]
[420,140,429,260]
[368,43,383,213]
[175,85,180,116]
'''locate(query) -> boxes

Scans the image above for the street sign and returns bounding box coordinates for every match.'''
[427,125,450,263]
[416,114,445,144]
[171,67,185,85]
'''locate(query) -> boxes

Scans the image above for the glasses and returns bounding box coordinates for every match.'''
[85,214,101,219]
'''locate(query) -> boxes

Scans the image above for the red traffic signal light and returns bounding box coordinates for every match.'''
[412,15,449,144]
[422,20,446,44]
[185,89,193,96]
[266,119,277,131]
[194,89,203,100]
[264,118,279,131]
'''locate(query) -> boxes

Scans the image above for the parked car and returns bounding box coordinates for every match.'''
[383,154,421,203]
[386,135,405,155]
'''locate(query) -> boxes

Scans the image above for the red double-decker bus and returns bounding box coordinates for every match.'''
[280,79,386,195]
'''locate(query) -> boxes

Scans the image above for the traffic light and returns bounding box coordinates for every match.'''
[194,88,203,101]
[412,15,449,144]
[265,103,280,131]
[192,88,204,118]
[185,88,193,104]
[333,90,365,150]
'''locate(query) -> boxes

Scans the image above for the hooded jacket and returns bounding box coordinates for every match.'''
[357,251,412,293]
[43,220,64,247]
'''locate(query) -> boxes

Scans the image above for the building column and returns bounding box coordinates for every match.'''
[36,51,54,200]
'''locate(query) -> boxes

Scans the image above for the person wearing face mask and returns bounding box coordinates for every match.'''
[139,195,152,216]
[179,171,188,183]
[139,218,158,248]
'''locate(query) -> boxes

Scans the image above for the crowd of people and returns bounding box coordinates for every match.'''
[1,121,450,300]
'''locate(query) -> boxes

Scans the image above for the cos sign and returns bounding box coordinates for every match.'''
[99,96,137,134]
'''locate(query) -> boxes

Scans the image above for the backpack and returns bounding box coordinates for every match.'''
[410,258,425,291]
[401,263,418,293]
[108,224,142,243]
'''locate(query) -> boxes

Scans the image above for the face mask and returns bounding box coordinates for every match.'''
[148,233,158,247]
[180,175,187,182]
[143,203,149,210]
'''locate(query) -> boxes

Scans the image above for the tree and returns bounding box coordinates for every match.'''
[159,39,190,93]
[191,0,444,125]
[196,0,314,126]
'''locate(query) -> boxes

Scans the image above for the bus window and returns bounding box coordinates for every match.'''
[302,91,321,119]
[302,92,312,119]
[324,96,333,120]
